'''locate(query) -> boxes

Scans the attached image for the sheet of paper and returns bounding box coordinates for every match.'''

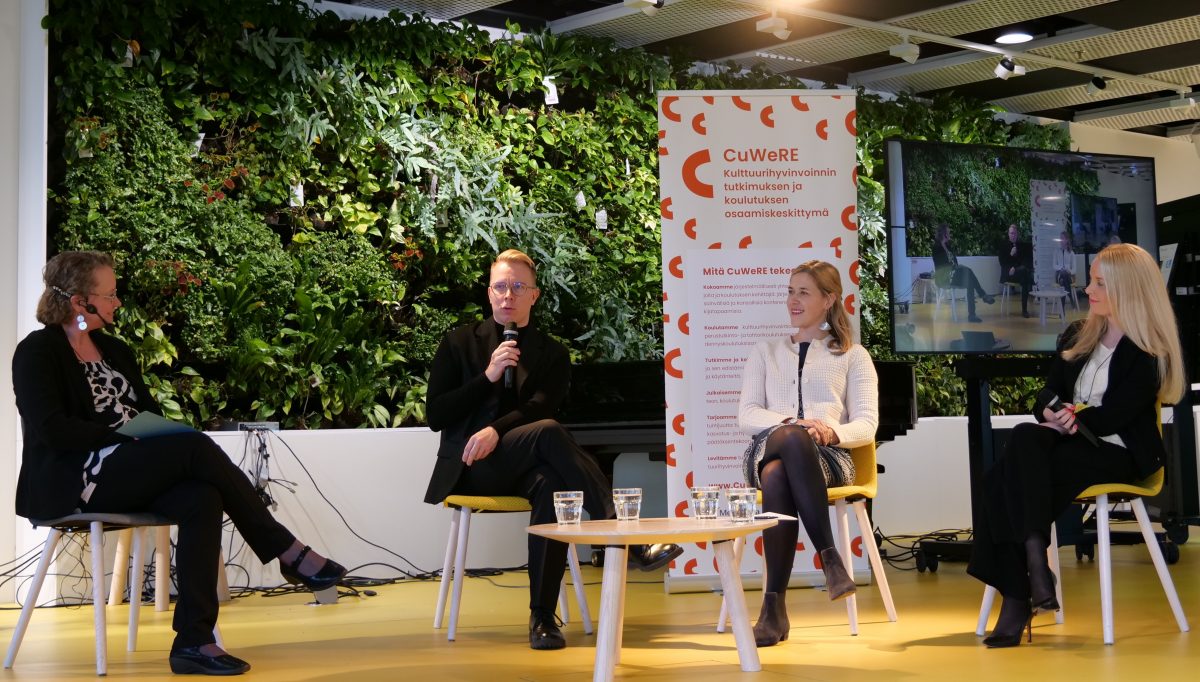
[116,412,196,438]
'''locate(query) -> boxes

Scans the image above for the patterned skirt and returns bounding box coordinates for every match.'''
[741,423,855,490]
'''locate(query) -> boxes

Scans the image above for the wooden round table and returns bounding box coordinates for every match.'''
[528,517,777,682]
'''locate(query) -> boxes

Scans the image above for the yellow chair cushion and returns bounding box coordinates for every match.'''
[443,494,532,513]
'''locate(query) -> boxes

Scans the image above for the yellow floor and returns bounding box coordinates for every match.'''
[3,539,1198,680]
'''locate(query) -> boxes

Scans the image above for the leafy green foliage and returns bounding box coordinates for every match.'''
[44,0,1072,424]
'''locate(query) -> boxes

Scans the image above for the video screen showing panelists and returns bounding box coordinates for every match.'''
[884,139,1157,354]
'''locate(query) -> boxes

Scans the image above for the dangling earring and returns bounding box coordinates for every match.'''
[819,320,831,331]
[76,314,88,331]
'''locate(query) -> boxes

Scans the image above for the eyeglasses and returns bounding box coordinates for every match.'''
[89,292,121,304]
[490,282,536,297]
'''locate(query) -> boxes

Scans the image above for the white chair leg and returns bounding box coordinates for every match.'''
[1096,495,1114,645]
[558,574,571,623]
[5,528,63,669]
[1131,498,1189,634]
[977,585,997,636]
[90,522,108,676]
[1047,523,1064,624]
[835,499,857,635]
[434,507,461,629]
[716,536,745,633]
[854,501,896,622]
[216,547,231,603]
[128,527,147,652]
[447,507,473,642]
[567,543,593,635]
[108,528,132,607]
[213,624,224,649]
[155,526,171,612]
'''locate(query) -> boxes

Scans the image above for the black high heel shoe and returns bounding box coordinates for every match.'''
[1031,567,1060,612]
[983,613,1034,648]
[279,545,347,591]
[983,599,1034,648]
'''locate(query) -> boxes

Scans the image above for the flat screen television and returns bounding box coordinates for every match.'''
[885,139,1157,354]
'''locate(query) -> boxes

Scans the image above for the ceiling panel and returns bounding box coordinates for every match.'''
[339,0,1200,139]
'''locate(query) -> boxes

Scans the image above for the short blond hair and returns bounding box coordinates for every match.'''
[1063,243,1184,402]
[494,249,536,282]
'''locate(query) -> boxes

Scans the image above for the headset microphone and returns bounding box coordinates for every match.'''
[84,303,98,315]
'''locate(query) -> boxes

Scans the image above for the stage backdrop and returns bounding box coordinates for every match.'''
[658,90,863,591]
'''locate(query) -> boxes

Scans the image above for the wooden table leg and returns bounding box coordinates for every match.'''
[593,545,627,682]
[615,546,628,663]
[713,539,761,672]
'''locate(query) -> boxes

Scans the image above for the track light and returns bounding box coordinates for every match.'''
[993,57,1026,80]
[1085,76,1107,97]
[756,11,791,41]
[624,0,664,16]
[888,36,920,64]
[1074,94,1197,123]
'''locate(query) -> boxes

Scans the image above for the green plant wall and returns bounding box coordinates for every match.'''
[43,0,1072,426]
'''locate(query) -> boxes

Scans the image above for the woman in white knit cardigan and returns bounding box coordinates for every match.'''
[737,260,879,647]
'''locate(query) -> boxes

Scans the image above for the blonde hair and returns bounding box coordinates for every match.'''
[1063,243,1184,402]
[494,248,537,282]
[36,251,115,325]
[792,260,852,354]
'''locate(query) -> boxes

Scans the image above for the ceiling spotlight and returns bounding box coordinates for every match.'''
[756,11,791,41]
[995,31,1033,45]
[888,36,920,64]
[1170,96,1196,109]
[1085,76,1107,97]
[624,0,665,15]
[993,57,1026,80]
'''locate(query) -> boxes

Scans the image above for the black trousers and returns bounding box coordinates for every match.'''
[948,265,990,316]
[1002,265,1034,312]
[967,422,1137,599]
[81,432,295,649]
[455,419,614,611]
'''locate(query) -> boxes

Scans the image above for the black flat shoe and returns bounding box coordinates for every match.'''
[168,646,250,675]
[279,545,347,591]
[529,610,567,650]
[628,543,684,571]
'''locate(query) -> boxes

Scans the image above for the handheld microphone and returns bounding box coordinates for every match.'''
[1038,387,1099,446]
[502,322,519,389]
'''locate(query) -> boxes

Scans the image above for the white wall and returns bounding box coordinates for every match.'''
[1069,123,1200,205]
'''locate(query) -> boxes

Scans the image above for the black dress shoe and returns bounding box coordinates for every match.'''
[529,610,566,650]
[279,545,347,591]
[628,543,684,571]
[168,646,251,675]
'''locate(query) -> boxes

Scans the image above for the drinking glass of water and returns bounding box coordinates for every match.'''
[612,488,642,521]
[553,491,584,524]
[727,487,758,523]
[690,485,721,519]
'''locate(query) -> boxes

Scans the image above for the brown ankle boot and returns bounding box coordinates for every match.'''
[753,591,790,647]
[819,547,857,601]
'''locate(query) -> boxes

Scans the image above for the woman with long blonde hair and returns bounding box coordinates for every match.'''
[968,243,1183,648]
[737,260,878,647]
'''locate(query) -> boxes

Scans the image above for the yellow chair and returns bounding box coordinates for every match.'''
[434,494,592,641]
[976,409,1189,644]
[718,443,898,635]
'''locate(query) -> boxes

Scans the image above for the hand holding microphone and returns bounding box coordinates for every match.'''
[502,322,519,388]
[1038,387,1099,446]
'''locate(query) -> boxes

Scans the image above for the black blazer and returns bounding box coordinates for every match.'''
[12,325,158,520]
[1035,321,1165,479]
[998,239,1033,277]
[423,318,571,504]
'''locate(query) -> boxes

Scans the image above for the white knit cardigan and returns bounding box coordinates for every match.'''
[737,336,879,449]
